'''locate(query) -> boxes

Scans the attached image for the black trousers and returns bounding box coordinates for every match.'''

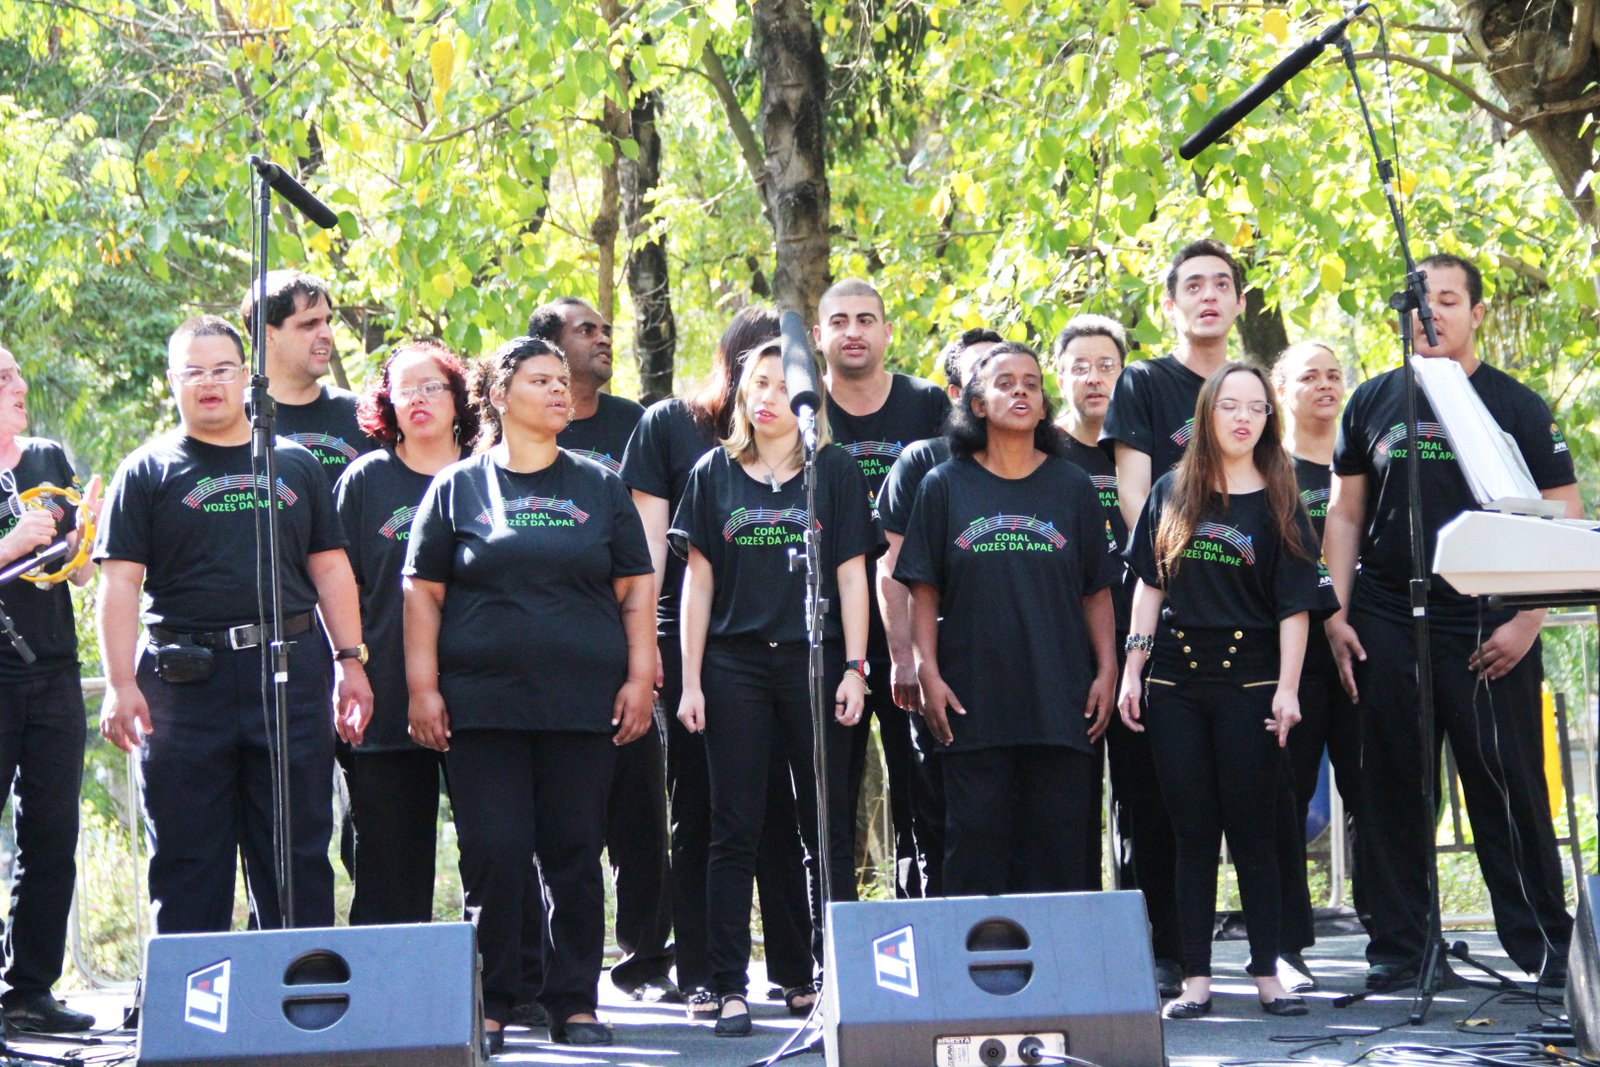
[907,713,947,897]
[941,744,1100,897]
[449,729,614,1025]
[1352,609,1571,973]
[604,715,675,991]
[0,666,85,1006]
[846,657,923,897]
[1144,662,1282,978]
[341,746,444,926]
[138,639,334,933]
[702,638,856,997]
[658,635,813,993]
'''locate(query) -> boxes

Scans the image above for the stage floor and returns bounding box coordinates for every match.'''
[30,929,1572,1066]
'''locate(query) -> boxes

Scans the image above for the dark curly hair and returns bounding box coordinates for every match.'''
[356,338,478,448]
[939,327,1004,390]
[946,341,1065,460]
[472,336,568,449]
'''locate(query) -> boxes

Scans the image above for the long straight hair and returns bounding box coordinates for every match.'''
[720,342,831,467]
[690,306,782,439]
[1154,362,1308,579]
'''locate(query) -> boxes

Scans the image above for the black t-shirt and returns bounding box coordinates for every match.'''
[559,392,646,475]
[94,433,344,630]
[876,438,951,537]
[404,451,651,733]
[620,398,719,638]
[669,444,883,645]
[1099,355,1206,478]
[334,448,463,751]
[893,455,1120,754]
[274,386,376,483]
[1126,472,1333,633]
[1062,434,1132,632]
[826,374,950,658]
[0,439,80,679]
[1332,362,1576,633]
[1293,455,1339,679]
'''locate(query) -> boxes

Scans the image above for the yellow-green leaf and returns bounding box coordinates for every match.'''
[964,182,987,214]
[1319,253,1346,294]
[430,35,455,110]
[707,0,738,32]
[1263,8,1289,43]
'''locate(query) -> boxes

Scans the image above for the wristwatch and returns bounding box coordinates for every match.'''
[844,659,871,678]
[334,644,369,666]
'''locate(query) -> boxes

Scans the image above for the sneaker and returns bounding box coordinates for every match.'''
[1279,952,1318,994]
[5,994,95,1033]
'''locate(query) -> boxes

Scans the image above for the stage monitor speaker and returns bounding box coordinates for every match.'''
[822,891,1164,1067]
[138,921,484,1066]
[1570,874,1600,1060]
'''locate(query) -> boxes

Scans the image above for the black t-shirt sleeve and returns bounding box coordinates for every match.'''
[877,442,938,536]
[1508,390,1577,490]
[621,401,676,499]
[1100,361,1155,459]
[333,464,366,587]
[667,459,712,561]
[94,453,154,565]
[403,475,455,583]
[1331,381,1375,477]
[1124,474,1165,587]
[890,469,943,590]
[607,473,653,578]
[825,445,886,565]
[1273,506,1336,620]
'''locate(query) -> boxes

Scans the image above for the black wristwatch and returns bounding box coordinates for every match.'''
[844,659,871,679]
[334,644,369,666]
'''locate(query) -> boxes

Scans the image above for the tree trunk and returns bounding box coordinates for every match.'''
[622,76,677,403]
[592,0,625,321]
[752,0,831,325]
[1236,286,1288,369]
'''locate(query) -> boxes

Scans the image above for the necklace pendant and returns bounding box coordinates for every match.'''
[767,474,781,493]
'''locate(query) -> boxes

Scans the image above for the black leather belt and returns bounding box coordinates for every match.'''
[149,612,314,651]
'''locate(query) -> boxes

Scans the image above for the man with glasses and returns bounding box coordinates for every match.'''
[0,346,99,1032]
[95,315,372,933]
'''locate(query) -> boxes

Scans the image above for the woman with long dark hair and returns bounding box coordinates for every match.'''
[619,309,816,1018]
[403,337,655,1049]
[1118,362,1332,1019]
[334,339,477,926]
[671,340,879,1036]
[895,342,1119,896]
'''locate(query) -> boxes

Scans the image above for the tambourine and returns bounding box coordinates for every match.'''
[18,482,94,587]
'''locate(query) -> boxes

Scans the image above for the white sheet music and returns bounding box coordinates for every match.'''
[1410,356,1555,514]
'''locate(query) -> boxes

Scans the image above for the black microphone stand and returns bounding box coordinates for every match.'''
[1325,30,1514,1021]
[0,542,72,665]
[246,156,298,929]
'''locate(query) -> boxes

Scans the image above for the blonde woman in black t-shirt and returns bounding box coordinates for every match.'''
[1119,363,1331,1020]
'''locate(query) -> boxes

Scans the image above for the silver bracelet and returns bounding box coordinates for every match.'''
[1123,633,1154,654]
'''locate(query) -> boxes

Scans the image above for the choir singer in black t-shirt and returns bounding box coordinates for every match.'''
[670,340,881,1036]
[1119,363,1333,1020]
[333,339,476,926]
[896,342,1119,898]
[403,337,656,1050]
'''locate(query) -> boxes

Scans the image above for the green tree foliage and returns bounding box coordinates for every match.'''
[0,0,1593,503]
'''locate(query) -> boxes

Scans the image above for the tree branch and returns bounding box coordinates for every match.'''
[1349,48,1520,126]
[699,39,770,215]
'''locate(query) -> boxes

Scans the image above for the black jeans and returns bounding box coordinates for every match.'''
[941,744,1100,897]
[906,712,947,898]
[1106,715,1182,963]
[1143,630,1283,978]
[658,635,813,994]
[845,657,923,897]
[341,746,444,925]
[702,638,856,997]
[1352,609,1571,973]
[0,666,85,1005]
[448,729,614,1025]
[137,638,334,933]
[605,715,675,991]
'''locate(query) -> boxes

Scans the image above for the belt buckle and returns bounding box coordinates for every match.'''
[225,623,258,651]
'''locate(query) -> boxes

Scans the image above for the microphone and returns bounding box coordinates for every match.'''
[1179,4,1372,161]
[248,155,341,229]
[778,310,822,449]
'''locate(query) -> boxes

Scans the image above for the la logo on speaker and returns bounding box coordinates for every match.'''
[184,960,230,1034]
[873,925,919,997]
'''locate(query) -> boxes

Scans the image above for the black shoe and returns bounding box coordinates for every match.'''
[1365,962,1418,989]
[1539,956,1569,988]
[1279,952,1319,994]
[714,994,752,1037]
[508,1001,548,1028]
[782,982,819,1017]
[549,1017,612,1046]
[1163,999,1211,1020]
[484,1028,505,1057]
[685,987,719,1019]
[1260,995,1309,1017]
[5,994,94,1033]
[625,975,683,1004]
[1154,959,1183,999]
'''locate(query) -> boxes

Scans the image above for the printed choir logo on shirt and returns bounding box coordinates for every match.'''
[285,432,359,466]
[723,506,813,547]
[378,504,420,541]
[183,475,299,514]
[1299,486,1330,520]
[1169,418,1195,448]
[477,495,590,529]
[1376,421,1452,462]
[1090,474,1119,514]
[1185,522,1255,567]
[844,440,905,485]
[569,448,623,474]
[955,513,1066,553]
[1552,423,1569,455]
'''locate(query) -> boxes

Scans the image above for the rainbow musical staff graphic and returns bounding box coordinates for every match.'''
[183,475,299,509]
[1169,419,1195,447]
[569,449,623,474]
[722,506,812,540]
[379,505,420,539]
[286,432,359,461]
[843,440,904,460]
[1376,421,1448,454]
[955,513,1066,550]
[1192,522,1255,565]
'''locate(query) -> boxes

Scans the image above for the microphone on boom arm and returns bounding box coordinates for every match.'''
[248,155,341,230]
[779,310,823,450]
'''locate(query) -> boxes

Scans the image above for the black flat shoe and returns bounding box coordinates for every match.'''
[549,1018,612,1046]
[1259,996,1308,1017]
[1154,959,1183,999]
[714,994,753,1037]
[1163,999,1212,1020]
[1365,962,1418,989]
[484,1028,505,1057]
[783,983,819,1017]
[1279,952,1318,993]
